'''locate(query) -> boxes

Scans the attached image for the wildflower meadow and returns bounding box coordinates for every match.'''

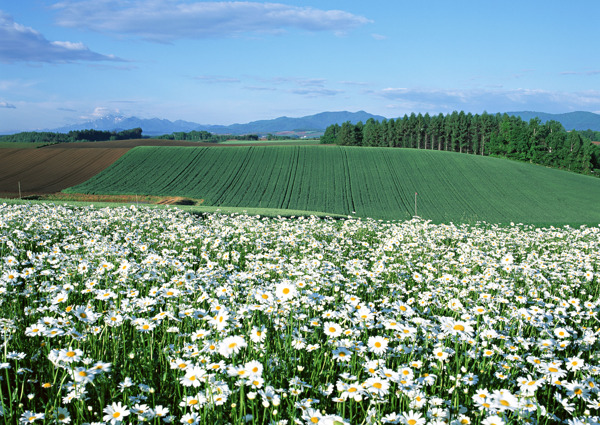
[1,202,599,425]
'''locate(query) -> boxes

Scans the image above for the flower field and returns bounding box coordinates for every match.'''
[1,202,600,425]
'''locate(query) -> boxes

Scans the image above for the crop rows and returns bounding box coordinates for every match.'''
[65,146,600,224]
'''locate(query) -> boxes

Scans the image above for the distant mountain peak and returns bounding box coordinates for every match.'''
[47,111,387,136]
[43,110,600,137]
[505,111,600,131]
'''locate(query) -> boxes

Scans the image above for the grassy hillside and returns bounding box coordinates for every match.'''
[65,146,600,224]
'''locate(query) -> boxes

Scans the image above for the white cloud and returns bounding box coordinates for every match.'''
[0,101,16,109]
[51,40,87,50]
[339,80,369,86]
[290,88,342,97]
[377,87,600,114]
[371,33,387,40]
[79,106,122,120]
[243,86,277,91]
[52,1,372,42]
[193,75,241,83]
[0,11,123,63]
[560,70,600,76]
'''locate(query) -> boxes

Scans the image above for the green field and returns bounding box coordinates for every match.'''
[65,145,600,224]
[218,139,321,145]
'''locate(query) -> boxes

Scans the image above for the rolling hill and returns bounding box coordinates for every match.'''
[64,146,600,225]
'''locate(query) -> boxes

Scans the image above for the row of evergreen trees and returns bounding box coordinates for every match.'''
[321,112,600,175]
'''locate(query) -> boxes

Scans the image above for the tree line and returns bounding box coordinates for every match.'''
[155,131,260,142]
[156,131,298,141]
[0,128,143,144]
[1,128,288,145]
[320,112,600,175]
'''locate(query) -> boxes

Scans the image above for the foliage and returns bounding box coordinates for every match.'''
[65,146,600,225]
[321,112,600,176]
[155,131,260,142]
[0,128,143,144]
[578,129,600,141]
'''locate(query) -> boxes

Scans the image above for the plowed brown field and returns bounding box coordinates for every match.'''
[0,148,130,195]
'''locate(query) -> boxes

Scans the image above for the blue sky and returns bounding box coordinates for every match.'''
[1,0,599,132]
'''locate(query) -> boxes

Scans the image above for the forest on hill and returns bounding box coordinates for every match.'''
[321,112,600,175]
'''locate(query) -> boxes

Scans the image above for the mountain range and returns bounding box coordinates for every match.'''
[49,111,386,136]
[505,111,600,131]
[45,110,600,136]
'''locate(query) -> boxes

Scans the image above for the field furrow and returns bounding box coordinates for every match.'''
[63,146,600,225]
